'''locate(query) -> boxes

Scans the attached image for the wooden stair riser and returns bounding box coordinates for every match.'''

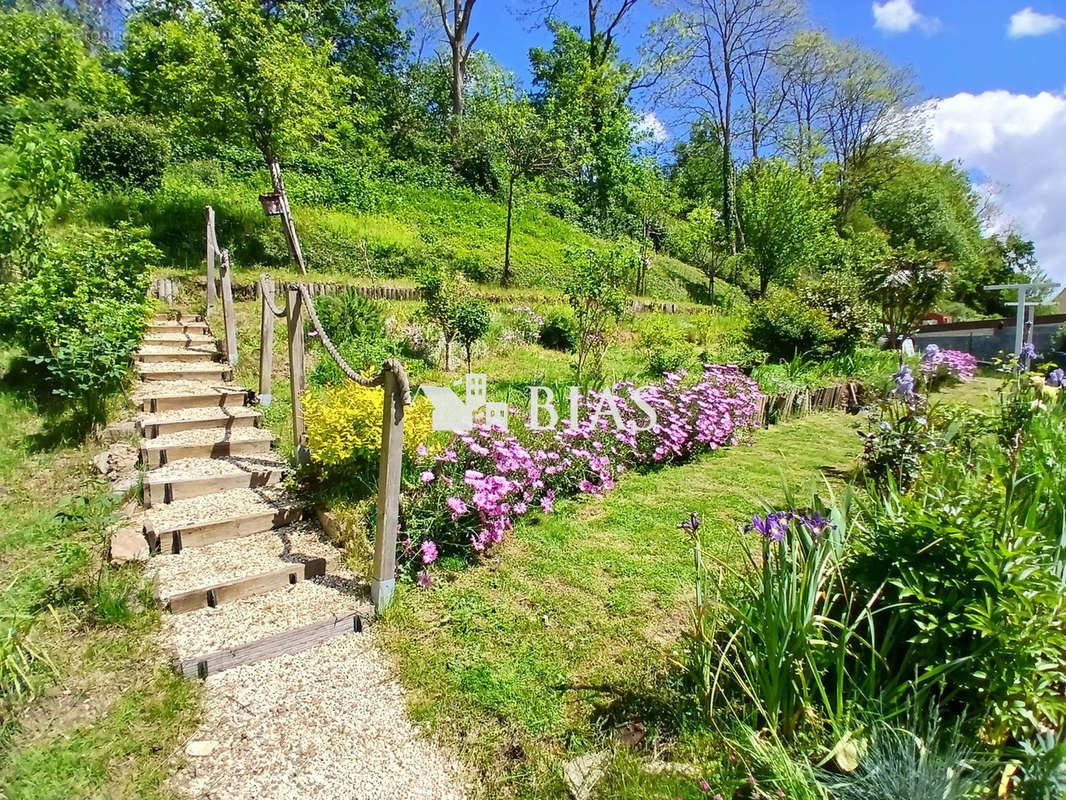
[145,506,303,553]
[141,392,251,413]
[179,612,365,679]
[139,414,258,439]
[136,351,220,364]
[141,437,273,468]
[154,314,202,323]
[163,558,328,614]
[144,468,284,507]
[147,324,209,334]
[138,368,232,383]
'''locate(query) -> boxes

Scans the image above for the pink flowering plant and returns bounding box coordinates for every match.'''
[402,365,762,565]
[918,344,977,387]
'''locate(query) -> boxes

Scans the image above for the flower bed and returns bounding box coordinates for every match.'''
[402,365,763,579]
[919,344,977,383]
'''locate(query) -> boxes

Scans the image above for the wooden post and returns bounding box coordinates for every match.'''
[286,284,308,464]
[205,206,217,312]
[259,276,275,406]
[372,368,404,614]
[220,250,238,366]
[268,159,308,276]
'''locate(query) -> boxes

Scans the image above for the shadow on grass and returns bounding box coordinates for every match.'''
[0,356,96,452]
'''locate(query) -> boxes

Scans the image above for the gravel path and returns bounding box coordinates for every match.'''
[140,406,261,426]
[144,332,216,343]
[171,632,469,800]
[138,361,230,375]
[132,380,248,400]
[163,569,371,658]
[145,485,296,532]
[145,426,275,450]
[147,521,333,597]
[148,455,284,482]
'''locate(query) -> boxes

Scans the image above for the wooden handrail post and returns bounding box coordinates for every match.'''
[220,250,238,366]
[371,368,405,614]
[205,206,217,312]
[259,275,274,406]
[286,284,308,464]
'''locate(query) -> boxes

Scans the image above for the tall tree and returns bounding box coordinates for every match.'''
[435,0,478,117]
[488,97,563,286]
[669,0,800,253]
[775,30,834,175]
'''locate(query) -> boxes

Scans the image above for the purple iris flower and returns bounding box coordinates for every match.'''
[892,365,915,399]
[1047,368,1064,388]
[1020,342,1039,363]
[801,511,834,538]
[748,511,792,542]
[922,344,940,361]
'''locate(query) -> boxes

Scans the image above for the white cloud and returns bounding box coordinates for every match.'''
[635,112,669,144]
[1008,7,1066,37]
[872,0,941,34]
[924,90,1066,284]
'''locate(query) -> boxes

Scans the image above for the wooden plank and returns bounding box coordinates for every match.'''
[139,413,257,439]
[163,557,327,614]
[146,505,303,553]
[286,285,308,463]
[141,437,273,468]
[259,276,274,405]
[178,612,366,679]
[148,323,209,334]
[138,368,232,383]
[136,351,219,363]
[371,370,404,614]
[142,391,250,413]
[144,467,284,507]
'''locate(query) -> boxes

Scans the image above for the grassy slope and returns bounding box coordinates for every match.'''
[134,164,733,304]
[376,412,863,800]
[0,358,199,799]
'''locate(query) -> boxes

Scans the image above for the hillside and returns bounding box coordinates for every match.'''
[87,161,737,304]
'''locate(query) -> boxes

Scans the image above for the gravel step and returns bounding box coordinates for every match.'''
[137,361,232,383]
[140,426,275,468]
[144,455,285,506]
[143,332,216,345]
[132,380,251,413]
[143,485,301,552]
[147,522,339,613]
[136,344,220,363]
[164,570,371,667]
[154,312,202,323]
[148,321,209,334]
[139,405,260,438]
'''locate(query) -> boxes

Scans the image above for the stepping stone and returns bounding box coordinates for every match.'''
[136,361,232,383]
[139,405,261,439]
[143,455,285,507]
[163,572,371,677]
[140,426,275,468]
[146,522,335,613]
[143,484,301,552]
[132,380,251,413]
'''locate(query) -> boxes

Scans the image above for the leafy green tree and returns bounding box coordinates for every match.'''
[672,204,727,301]
[564,246,635,383]
[626,160,676,296]
[736,158,833,297]
[867,243,949,347]
[417,263,461,369]
[531,21,638,232]
[453,298,491,371]
[670,118,724,215]
[487,96,563,286]
[0,123,77,281]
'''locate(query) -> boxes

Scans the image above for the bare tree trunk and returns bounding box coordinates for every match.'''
[450,36,464,116]
[502,173,515,286]
[267,157,307,275]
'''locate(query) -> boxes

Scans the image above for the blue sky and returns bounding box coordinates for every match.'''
[466,1,1066,283]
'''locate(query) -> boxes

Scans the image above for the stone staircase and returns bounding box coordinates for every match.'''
[129,312,371,679]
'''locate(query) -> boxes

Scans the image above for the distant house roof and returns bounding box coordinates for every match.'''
[1054,286,1066,313]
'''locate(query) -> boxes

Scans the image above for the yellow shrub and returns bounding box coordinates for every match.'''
[303,380,434,467]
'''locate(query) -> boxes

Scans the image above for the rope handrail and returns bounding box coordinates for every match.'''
[296,282,412,412]
[259,274,288,318]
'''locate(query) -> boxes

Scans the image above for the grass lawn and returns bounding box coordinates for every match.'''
[376,411,864,799]
[0,355,199,799]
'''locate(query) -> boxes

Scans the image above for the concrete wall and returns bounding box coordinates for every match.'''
[912,319,1064,362]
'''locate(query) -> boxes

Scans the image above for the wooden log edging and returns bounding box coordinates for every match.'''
[178,611,367,679]
[759,381,859,428]
[162,557,328,614]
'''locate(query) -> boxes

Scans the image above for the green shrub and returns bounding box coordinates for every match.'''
[453,298,491,371]
[0,225,156,425]
[638,317,701,377]
[746,288,842,362]
[76,116,170,191]
[539,308,578,352]
[798,270,875,349]
[311,289,385,345]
